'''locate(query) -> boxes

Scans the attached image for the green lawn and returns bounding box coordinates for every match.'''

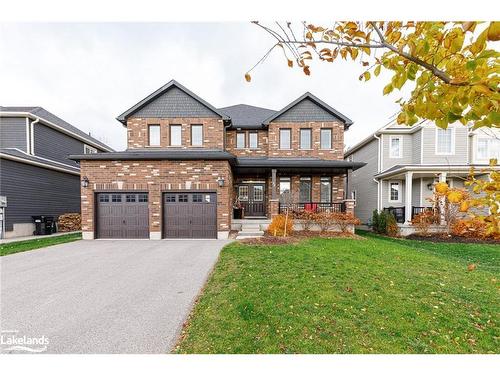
[0,233,82,256]
[175,233,499,354]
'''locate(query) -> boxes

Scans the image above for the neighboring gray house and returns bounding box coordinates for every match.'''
[0,107,113,238]
[345,120,499,232]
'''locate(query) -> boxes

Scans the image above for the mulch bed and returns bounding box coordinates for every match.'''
[405,233,500,245]
[238,231,364,245]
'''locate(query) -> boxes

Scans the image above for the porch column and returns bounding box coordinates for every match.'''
[271,168,277,200]
[438,172,447,225]
[405,171,413,224]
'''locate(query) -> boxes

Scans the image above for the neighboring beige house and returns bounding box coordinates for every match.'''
[345,120,499,233]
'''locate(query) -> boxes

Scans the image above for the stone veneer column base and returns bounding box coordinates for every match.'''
[150,232,162,240]
[217,231,229,239]
[82,231,95,240]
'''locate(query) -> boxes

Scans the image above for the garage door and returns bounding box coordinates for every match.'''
[163,192,217,239]
[96,193,149,239]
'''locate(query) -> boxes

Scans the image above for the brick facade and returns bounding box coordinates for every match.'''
[267,121,344,159]
[127,117,224,149]
[80,159,232,237]
[225,129,268,156]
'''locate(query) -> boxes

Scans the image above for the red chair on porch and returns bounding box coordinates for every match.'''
[304,203,318,212]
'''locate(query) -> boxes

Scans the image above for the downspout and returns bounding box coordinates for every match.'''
[29,117,40,155]
[373,133,381,212]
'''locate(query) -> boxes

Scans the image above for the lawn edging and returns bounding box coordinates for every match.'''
[0,233,82,256]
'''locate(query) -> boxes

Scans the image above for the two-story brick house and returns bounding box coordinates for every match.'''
[345,120,499,233]
[71,80,364,240]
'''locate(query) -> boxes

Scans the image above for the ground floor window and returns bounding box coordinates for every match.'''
[279,177,291,203]
[320,177,332,202]
[299,177,312,202]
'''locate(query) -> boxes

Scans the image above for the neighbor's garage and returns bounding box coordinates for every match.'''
[96,193,149,239]
[163,192,217,239]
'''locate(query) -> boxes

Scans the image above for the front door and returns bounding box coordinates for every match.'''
[238,184,266,217]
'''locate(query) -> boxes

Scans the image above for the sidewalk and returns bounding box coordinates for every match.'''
[0,231,81,244]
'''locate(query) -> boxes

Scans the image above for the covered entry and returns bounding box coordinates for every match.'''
[96,192,149,239]
[163,192,217,239]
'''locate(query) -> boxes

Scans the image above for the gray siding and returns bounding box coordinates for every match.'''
[381,133,414,170]
[413,130,422,164]
[0,117,27,151]
[132,86,219,119]
[421,125,469,164]
[347,138,379,224]
[274,98,341,122]
[33,122,83,167]
[412,178,421,207]
[0,159,80,231]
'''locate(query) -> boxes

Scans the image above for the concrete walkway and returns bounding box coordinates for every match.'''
[0,239,230,353]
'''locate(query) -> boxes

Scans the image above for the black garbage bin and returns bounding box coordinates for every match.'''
[32,216,56,235]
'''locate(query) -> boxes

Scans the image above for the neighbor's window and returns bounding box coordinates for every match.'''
[249,132,258,149]
[299,177,312,202]
[279,128,291,149]
[279,177,291,203]
[191,125,203,146]
[389,136,402,158]
[300,128,312,149]
[320,177,332,202]
[389,181,400,202]
[236,132,246,149]
[320,129,332,149]
[84,144,97,154]
[436,128,453,154]
[169,124,182,146]
[148,124,161,146]
[477,138,500,160]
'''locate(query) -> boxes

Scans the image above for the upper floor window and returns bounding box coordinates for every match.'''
[148,125,161,146]
[389,181,401,202]
[320,177,332,203]
[84,144,97,154]
[436,128,454,155]
[249,132,258,149]
[279,128,291,149]
[300,128,312,149]
[236,132,246,149]
[320,129,332,149]
[477,138,500,160]
[169,125,182,146]
[191,124,203,146]
[389,136,402,158]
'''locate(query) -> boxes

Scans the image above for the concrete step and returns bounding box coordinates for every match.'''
[241,224,261,230]
[238,230,264,236]
[236,234,264,239]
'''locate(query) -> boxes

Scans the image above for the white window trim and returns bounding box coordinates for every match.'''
[474,135,499,163]
[388,180,402,203]
[236,132,246,149]
[319,128,333,150]
[84,144,98,154]
[148,124,161,147]
[435,127,455,155]
[248,132,259,149]
[389,135,403,158]
[169,125,182,147]
[299,128,312,150]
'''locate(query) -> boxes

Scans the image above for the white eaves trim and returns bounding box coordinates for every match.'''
[374,164,498,180]
[0,111,113,152]
[0,152,81,176]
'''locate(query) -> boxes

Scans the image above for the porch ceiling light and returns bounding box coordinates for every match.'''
[217,177,225,187]
[81,176,89,188]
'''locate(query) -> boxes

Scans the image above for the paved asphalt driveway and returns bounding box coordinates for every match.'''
[0,239,230,354]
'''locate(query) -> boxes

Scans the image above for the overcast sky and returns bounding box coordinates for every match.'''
[0,22,402,151]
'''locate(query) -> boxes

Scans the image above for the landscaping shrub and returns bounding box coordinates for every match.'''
[377,211,388,235]
[451,218,498,240]
[267,214,293,237]
[315,212,334,232]
[371,210,379,231]
[330,212,361,233]
[411,210,437,236]
[385,213,400,237]
[293,211,316,231]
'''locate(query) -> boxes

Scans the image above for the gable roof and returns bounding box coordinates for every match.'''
[263,92,353,128]
[0,106,113,151]
[219,104,276,129]
[116,80,229,125]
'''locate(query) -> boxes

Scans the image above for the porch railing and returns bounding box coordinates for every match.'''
[279,202,345,214]
[411,206,435,219]
[383,206,405,224]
